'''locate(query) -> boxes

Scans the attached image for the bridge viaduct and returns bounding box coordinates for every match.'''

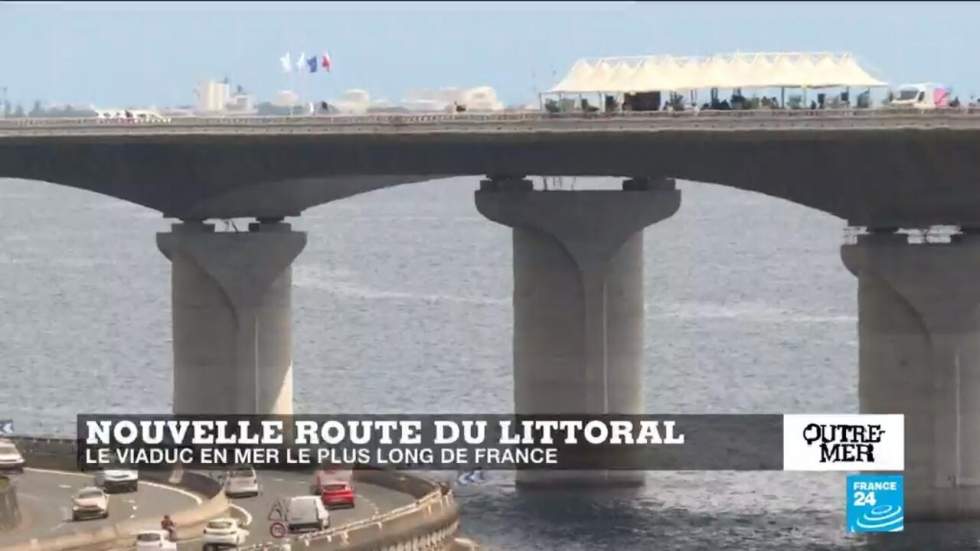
[3,110,980,520]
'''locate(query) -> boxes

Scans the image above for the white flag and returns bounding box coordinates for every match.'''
[296,52,306,72]
[280,52,292,73]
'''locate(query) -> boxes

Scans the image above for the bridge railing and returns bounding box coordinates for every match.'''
[2,107,980,130]
[235,468,458,551]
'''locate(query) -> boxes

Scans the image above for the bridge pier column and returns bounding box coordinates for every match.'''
[475,177,681,488]
[157,221,307,414]
[842,232,980,520]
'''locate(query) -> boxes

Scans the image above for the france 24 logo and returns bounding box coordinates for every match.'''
[847,474,904,533]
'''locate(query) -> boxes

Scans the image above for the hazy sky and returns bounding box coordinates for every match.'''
[2,1,979,108]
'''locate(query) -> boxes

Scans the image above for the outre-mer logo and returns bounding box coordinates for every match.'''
[782,415,904,472]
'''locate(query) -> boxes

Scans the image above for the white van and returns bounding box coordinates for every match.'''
[888,82,952,109]
[286,496,330,533]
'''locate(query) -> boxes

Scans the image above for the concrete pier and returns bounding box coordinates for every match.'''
[475,177,681,487]
[157,221,307,414]
[842,232,980,520]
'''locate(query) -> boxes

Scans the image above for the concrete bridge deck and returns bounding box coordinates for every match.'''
[2,109,980,138]
[2,109,980,226]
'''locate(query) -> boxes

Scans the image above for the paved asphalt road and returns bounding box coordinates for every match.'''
[1,469,417,551]
[188,470,416,550]
[0,468,201,547]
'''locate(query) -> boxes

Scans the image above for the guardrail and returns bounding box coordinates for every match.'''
[1,107,980,130]
[235,467,460,551]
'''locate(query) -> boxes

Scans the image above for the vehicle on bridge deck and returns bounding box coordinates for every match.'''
[202,518,248,550]
[136,530,177,551]
[320,480,355,510]
[71,486,109,520]
[222,466,261,498]
[286,495,330,533]
[888,82,952,109]
[0,439,25,472]
[94,468,139,493]
[310,467,353,495]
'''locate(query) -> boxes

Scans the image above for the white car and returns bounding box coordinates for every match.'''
[287,495,330,533]
[202,518,248,549]
[95,469,138,493]
[223,467,260,498]
[136,530,177,551]
[0,439,25,472]
[71,486,109,520]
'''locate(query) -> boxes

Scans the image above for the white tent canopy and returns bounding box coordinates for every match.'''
[549,52,888,94]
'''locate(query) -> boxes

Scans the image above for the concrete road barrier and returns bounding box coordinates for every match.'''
[240,467,461,551]
[0,477,21,532]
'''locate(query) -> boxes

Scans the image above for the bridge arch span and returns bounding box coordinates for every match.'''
[4,116,980,227]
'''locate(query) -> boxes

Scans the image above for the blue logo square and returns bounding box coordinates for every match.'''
[847,474,904,533]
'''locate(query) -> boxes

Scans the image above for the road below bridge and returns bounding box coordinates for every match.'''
[0,469,419,551]
[0,468,198,548]
[206,470,416,551]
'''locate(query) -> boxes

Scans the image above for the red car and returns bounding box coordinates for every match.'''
[320,481,355,509]
[310,469,351,494]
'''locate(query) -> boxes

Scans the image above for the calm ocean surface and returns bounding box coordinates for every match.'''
[1,176,977,550]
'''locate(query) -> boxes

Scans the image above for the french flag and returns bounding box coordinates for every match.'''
[321,51,332,72]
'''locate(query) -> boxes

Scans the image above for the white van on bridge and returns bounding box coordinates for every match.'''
[888,82,953,109]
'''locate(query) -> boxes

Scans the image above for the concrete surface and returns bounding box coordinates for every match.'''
[475,180,680,487]
[1,112,980,226]
[157,221,307,415]
[0,477,19,532]
[842,232,980,520]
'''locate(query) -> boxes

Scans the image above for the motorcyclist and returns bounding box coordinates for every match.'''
[160,514,177,541]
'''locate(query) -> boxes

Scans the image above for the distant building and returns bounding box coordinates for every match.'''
[225,93,256,114]
[401,86,504,112]
[331,89,370,114]
[273,90,300,108]
[193,80,257,115]
[195,80,231,113]
[256,102,294,116]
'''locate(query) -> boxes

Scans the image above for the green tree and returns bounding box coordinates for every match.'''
[29,100,43,117]
[13,104,25,118]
